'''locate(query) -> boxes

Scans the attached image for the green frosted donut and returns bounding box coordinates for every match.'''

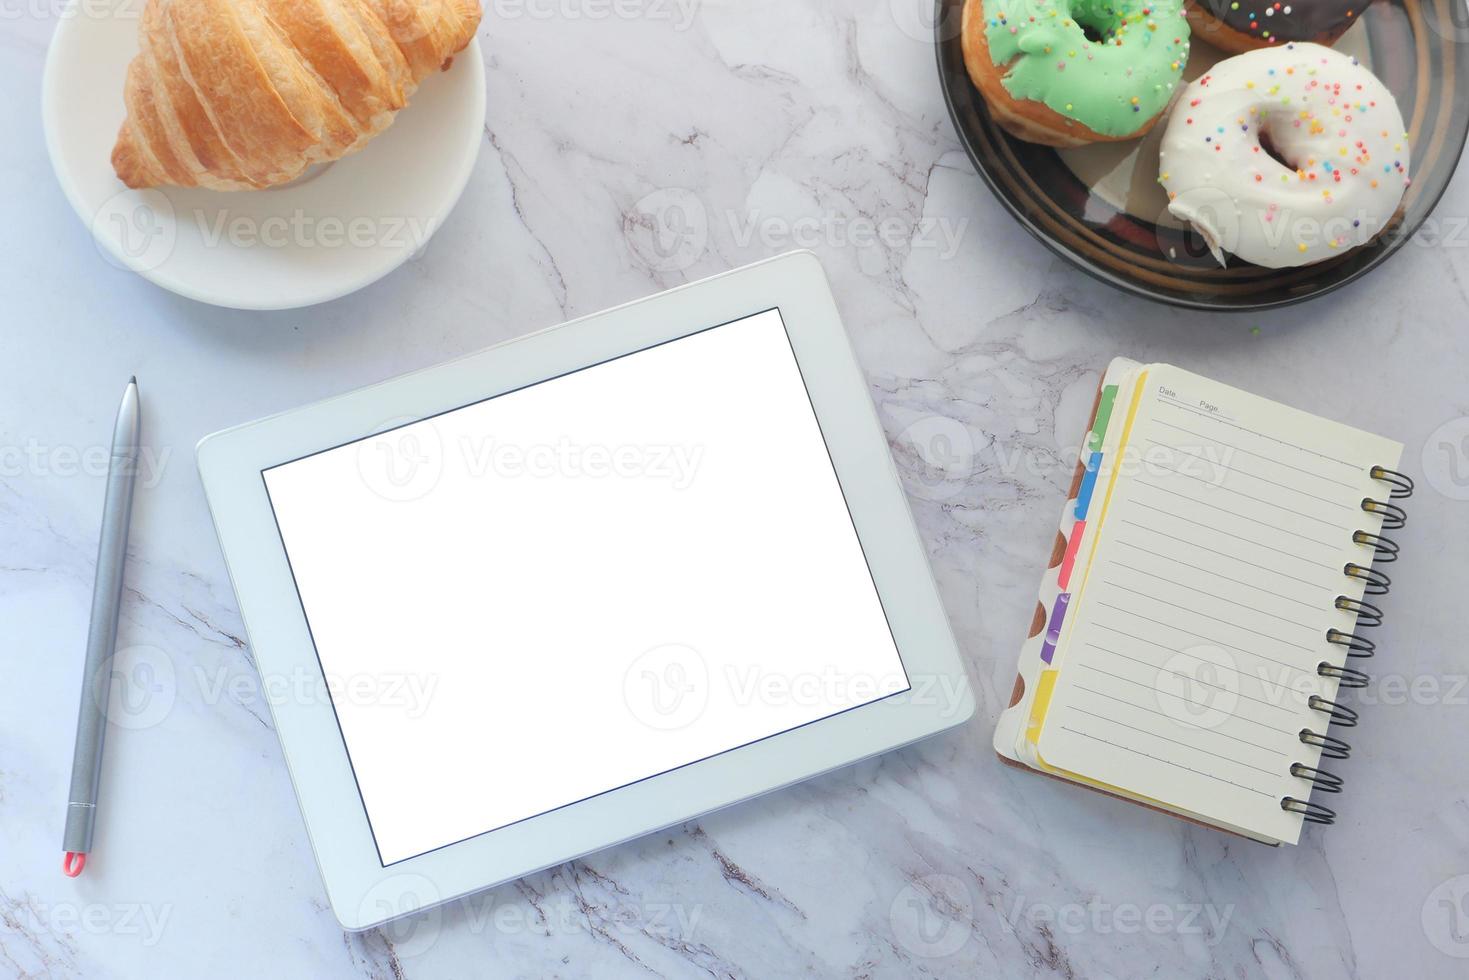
[983,0,1192,138]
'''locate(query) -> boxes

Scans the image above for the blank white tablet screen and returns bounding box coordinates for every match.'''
[262,309,909,865]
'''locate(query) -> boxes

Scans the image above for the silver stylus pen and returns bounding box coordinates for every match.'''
[62,377,141,878]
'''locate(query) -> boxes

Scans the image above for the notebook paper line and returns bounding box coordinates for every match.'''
[1133,480,1340,549]
[1108,563,1323,633]
[1139,456,1356,530]
[1094,603,1325,674]
[1068,708,1283,777]
[1072,685,1292,751]
[1150,397,1363,470]
[1112,542,1324,611]
[1058,727,1277,798]
[1083,649,1301,716]
[1158,392,1234,421]
[1143,438,1358,512]
[1075,663,1291,727]
[1121,519,1338,581]
[1093,622,1316,678]
[1125,501,1339,570]
[1103,584,1319,651]
[1026,363,1404,845]
[1151,418,1357,490]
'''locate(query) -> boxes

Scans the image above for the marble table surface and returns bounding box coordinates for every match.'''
[5,1,1469,977]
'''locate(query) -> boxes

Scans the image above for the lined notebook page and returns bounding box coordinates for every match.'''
[1036,364,1402,843]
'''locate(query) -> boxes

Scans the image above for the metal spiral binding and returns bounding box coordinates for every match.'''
[1361,498,1408,530]
[1318,662,1371,689]
[1352,531,1399,563]
[1290,764,1345,793]
[1334,597,1383,627]
[1281,798,1337,824]
[1308,695,1359,728]
[1326,629,1376,658]
[1284,465,1412,828]
[1370,467,1415,498]
[1299,729,1351,760]
[1344,563,1391,596]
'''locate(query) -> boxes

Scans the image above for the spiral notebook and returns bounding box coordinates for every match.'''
[994,359,1411,846]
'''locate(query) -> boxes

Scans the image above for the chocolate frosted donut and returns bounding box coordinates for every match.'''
[1185,0,1376,54]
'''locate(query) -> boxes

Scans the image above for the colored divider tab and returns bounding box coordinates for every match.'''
[1074,452,1103,520]
[1038,592,1071,664]
[1086,385,1119,454]
[1026,669,1058,745]
[1058,520,1086,591]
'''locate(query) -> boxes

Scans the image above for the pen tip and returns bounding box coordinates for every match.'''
[63,852,86,877]
[129,376,137,387]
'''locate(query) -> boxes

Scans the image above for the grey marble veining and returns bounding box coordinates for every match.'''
[4,1,1469,977]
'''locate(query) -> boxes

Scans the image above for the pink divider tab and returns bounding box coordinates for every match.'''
[1058,519,1086,591]
[1039,593,1072,664]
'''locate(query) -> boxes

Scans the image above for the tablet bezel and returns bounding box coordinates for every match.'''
[197,251,974,929]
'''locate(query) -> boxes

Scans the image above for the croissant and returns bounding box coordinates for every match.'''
[112,0,482,191]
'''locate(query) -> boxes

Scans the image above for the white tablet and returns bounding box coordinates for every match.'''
[197,252,974,929]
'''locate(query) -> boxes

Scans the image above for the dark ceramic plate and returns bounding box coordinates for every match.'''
[936,0,1469,310]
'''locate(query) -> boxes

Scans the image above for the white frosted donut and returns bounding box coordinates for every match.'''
[1158,43,1410,269]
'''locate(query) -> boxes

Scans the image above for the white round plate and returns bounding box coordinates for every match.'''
[42,1,485,311]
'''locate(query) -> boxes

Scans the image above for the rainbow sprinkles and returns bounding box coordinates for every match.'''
[981,0,1193,139]
[1158,43,1410,268]
[1184,0,1376,54]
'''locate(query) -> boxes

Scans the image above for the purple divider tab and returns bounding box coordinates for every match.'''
[1039,592,1072,664]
